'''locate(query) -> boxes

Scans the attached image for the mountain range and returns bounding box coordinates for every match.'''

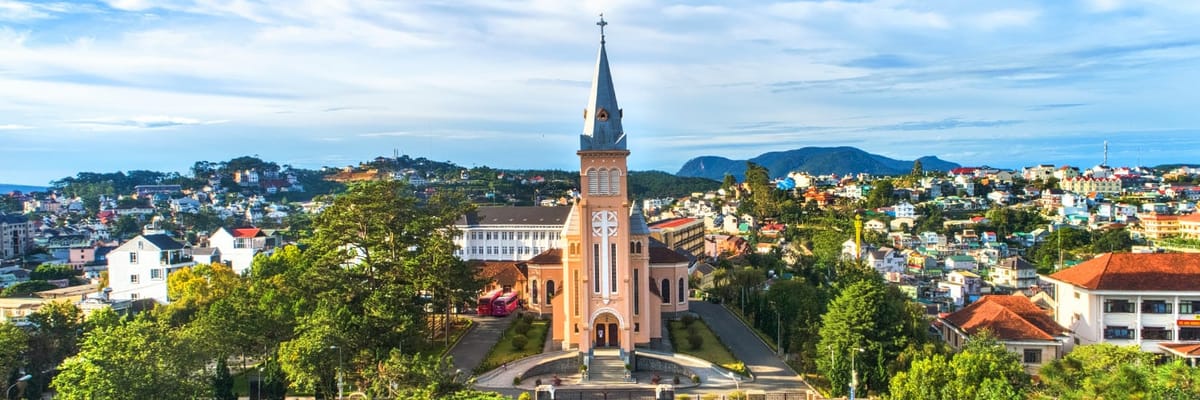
[675,146,960,181]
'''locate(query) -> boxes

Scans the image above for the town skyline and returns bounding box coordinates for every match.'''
[4,1,1200,185]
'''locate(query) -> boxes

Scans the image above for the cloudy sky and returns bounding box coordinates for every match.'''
[2,0,1199,185]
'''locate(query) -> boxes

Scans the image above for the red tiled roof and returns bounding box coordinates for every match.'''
[1048,253,1200,291]
[1160,342,1200,357]
[649,246,690,264]
[1179,214,1200,223]
[649,218,698,229]
[474,261,526,287]
[527,248,563,265]
[232,227,263,238]
[942,295,1068,341]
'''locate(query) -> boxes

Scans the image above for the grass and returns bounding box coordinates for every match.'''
[429,316,474,356]
[668,319,747,376]
[475,317,549,374]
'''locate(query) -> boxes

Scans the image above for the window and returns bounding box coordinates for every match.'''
[130,274,139,284]
[598,170,610,195]
[593,244,601,293]
[634,322,640,332]
[1104,299,1133,313]
[130,252,138,264]
[609,169,621,195]
[546,280,555,304]
[609,244,617,293]
[1142,300,1171,314]
[662,279,670,304]
[1179,301,1200,314]
[679,277,686,303]
[1104,326,1133,339]
[130,293,138,299]
[1023,349,1042,364]
[150,269,163,281]
[574,270,580,317]
[587,168,599,195]
[1142,327,1173,340]
[633,269,640,315]
[532,280,539,305]
[1181,328,1200,341]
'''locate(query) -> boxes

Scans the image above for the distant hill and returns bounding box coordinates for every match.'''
[0,183,49,194]
[675,146,960,180]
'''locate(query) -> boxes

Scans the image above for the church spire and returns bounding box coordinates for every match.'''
[580,13,626,151]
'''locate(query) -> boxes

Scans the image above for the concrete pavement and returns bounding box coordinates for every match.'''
[689,301,816,394]
[448,313,516,374]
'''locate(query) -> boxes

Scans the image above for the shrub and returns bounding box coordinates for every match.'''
[522,313,535,324]
[673,375,681,385]
[511,335,529,350]
[624,363,632,371]
[691,374,701,383]
[677,395,692,400]
[514,321,532,335]
[513,376,522,385]
[686,324,698,335]
[681,314,696,326]
[579,364,588,372]
[535,378,542,386]
[701,394,719,400]
[518,393,532,400]
[687,333,704,350]
[728,390,747,400]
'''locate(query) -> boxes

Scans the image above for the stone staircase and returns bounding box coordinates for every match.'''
[588,349,630,382]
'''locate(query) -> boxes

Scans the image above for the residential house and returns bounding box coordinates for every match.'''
[1179,213,1200,240]
[939,270,982,307]
[990,256,1039,290]
[1136,213,1179,239]
[945,255,979,271]
[704,234,749,259]
[890,217,916,232]
[1043,253,1200,353]
[106,234,195,303]
[894,201,916,218]
[940,295,1070,374]
[208,227,279,274]
[648,217,704,259]
[866,247,906,275]
[863,219,887,234]
[1060,176,1122,195]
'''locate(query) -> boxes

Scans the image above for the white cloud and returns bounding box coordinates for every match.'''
[974,9,1040,30]
[0,123,32,130]
[72,115,224,130]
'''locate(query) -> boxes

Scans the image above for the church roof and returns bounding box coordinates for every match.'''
[527,248,563,265]
[648,239,690,264]
[629,203,650,236]
[580,17,626,152]
[474,261,527,287]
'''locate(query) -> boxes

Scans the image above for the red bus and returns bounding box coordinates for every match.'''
[491,292,520,317]
[476,289,504,316]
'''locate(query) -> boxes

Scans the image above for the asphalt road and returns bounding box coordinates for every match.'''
[448,313,515,375]
[689,301,815,394]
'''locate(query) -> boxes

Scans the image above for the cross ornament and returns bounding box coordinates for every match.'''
[597,13,608,42]
[592,211,618,237]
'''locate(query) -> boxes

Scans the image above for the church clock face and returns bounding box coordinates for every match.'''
[592,211,618,237]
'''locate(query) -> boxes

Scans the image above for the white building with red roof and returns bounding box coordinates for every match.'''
[208,227,280,274]
[1043,253,1200,353]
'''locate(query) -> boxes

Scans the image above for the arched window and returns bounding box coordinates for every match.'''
[679,277,686,303]
[598,168,610,195]
[531,280,539,305]
[587,168,599,195]
[635,241,642,254]
[609,169,621,195]
[546,280,556,304]
[661,279,670,304]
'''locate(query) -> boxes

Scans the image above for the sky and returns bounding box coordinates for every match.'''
[2,0,1199,185]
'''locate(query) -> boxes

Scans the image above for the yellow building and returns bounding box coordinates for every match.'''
[1138,213,1179,240]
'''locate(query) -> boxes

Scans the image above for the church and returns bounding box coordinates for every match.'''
[522,19,691,355]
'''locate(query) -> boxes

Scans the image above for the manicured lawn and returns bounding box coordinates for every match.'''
[475,317,549,373]
[668,319,747,375]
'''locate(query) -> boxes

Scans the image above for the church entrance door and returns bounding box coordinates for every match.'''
[607,323,618,347]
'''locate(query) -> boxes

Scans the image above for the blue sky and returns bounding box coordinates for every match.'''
[2,0,1199,185]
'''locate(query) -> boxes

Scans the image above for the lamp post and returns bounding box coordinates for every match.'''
[6,374,32,399]
[330,345,343,400]
[769,300,782,357]
[849,347,865,400]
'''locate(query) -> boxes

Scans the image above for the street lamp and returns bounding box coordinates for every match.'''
[6,374,32,399]
[330,345,343,400]
[769,300,783,357]
[850,347,865,400]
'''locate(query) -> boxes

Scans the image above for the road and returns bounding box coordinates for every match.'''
[690,301,815,394]
[448,313,515,375]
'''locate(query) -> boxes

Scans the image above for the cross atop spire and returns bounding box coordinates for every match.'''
[597,13,608,43]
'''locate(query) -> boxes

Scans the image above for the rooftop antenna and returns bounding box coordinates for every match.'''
[1103,140,1108,167]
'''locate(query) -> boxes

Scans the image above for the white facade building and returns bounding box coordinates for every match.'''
[454,206,571,261]
[106,234,195,303]
[1044,253,1200,353]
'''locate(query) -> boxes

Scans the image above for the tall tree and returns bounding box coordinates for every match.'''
[910,160,923,177]
[52,316,207,400]
[0,322,28,388]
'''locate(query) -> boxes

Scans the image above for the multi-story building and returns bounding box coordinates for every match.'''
[1178,213,1200,240]
[453,206,570,261]
[0,213,33,259]
[940,295,1069,374]
[990,256,1039,290]
[207,227,280,274]
[1136,213,1179,239]
[106,234,195,303]
[1044,253,1200,353]
[1059,176,1122,195]
[647,217,704,259]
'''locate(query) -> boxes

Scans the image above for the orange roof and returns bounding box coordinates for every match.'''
[1048,253,1200,291]
[474,261,527,287]
[942,295,1067,341]
[527,248,563,265]
[1160,342,1200,357]
[1179,214,1200,223]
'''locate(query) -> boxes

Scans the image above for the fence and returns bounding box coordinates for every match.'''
[534,389,818,400]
